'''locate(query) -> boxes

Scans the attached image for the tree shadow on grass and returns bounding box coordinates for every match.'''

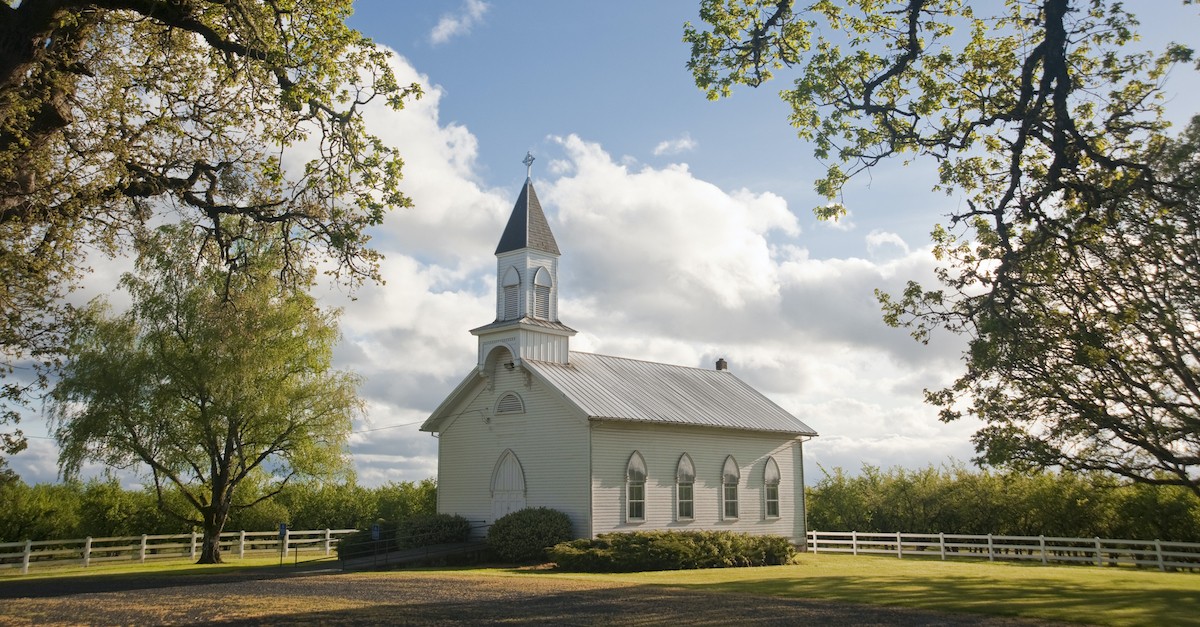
[670,571,1199,626]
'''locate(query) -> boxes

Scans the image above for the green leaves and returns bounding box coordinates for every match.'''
[51,224,359,560]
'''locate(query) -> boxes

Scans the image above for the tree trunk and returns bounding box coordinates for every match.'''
[196,505,229,564]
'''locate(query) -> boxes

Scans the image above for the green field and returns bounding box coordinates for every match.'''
[459,554,1200,626]
[2,553,1197,625]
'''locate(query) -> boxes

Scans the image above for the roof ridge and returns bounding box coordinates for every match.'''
[566,350,730,373]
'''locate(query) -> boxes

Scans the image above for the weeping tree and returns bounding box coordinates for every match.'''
[686,0,1199,492]
[52,224,360,563]
[1,0,418,471]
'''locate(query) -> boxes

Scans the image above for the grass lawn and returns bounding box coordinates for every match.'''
[2,553,1197,625]
[453,553,1200,626]
[0,554,336,582]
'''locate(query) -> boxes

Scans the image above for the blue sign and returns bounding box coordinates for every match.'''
[279,523,287,538]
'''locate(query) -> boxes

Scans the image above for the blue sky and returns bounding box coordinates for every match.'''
[9,1,1200,487]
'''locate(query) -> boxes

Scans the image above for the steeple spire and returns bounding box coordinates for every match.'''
[495,169,559,255]
[470,155,575,371]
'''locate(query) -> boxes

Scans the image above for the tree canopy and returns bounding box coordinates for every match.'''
[1,0,418,468]
[52,224,361,563]
[686,0,1199,492]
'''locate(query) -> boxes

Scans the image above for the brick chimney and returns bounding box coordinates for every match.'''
[715,358,728,371]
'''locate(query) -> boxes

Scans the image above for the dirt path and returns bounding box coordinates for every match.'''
[0,568,1071,625]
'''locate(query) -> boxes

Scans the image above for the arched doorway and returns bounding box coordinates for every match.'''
[491,449,526,521]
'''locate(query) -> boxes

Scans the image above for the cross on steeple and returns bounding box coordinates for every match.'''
[523,152,535,179]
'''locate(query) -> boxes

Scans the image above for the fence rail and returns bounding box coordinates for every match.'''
[0,528,357,575]
[806,530,1200,571]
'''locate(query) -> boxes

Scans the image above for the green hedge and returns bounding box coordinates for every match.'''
[487,507,573,563]
[337,513,471,559]
[549,530,796,572]
[397,513,471,549]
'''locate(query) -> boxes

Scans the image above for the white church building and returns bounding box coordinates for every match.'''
[420,159,818,542]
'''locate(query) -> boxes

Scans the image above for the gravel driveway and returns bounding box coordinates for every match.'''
[0,567,1071,626]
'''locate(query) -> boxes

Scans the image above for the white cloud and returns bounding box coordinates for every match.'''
[429,0,489,45]
[652,132,698,156]
[5,50,972,489]
[866,230,910,259]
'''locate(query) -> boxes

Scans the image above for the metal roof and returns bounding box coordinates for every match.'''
[495,178,559,255]
[524,352,817,436]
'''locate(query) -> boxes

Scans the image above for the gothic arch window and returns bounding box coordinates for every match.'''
[532,267,552,320]
[495,392,524,415]
[675,453,695,521]
[721,456,740,520]
[763,456,781,519]
[626,451,647,523]
[502,267,521,320]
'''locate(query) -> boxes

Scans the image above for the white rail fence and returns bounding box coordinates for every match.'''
[0,528,358,575]
[807,530,1200,571]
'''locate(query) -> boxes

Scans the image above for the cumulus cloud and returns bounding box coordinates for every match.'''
[652,132,698,156]
[429,0,489,45]
[5,49,972,488]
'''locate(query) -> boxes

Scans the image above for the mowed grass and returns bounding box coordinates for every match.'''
[0,554,335,582]
[456,554,1200,626]
[2,553,1198,625]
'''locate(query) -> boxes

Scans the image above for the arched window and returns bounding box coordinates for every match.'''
[490,449,526,520]
[495,392,524,415]
[502,267,521,320]
[675,453,695,521]
[626,451,646,522]
[763,456,781,519]
[532,267,552,320]
[722,456,740,520]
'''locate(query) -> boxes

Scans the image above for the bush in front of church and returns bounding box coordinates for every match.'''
[548,530,796,572]
[487,507,573,563]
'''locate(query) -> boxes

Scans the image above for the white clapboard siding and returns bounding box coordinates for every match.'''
[589,421,806,542]
[435,362,591,535]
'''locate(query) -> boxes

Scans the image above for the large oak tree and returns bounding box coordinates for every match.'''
[1,1,418,469]
[686,0,1200,492]
[51,224,360,563]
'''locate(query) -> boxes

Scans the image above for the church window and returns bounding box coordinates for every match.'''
[495,392,524,415]
[502,267,521,320]
[626,451,647,522]
[722,456,740,520]
[533,267,552,320]
[763,456,781,519]
[676,453,695,521]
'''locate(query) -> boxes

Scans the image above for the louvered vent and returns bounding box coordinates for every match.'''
[496,393,524,414]
[533,285,550,319]
[503,285,519,320]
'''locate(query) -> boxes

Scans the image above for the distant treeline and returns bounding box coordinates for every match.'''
[807,465,1200,542]
[6,465,1199,543]
[0,477,435,543]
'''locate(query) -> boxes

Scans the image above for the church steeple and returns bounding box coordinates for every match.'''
[471,154,574,373]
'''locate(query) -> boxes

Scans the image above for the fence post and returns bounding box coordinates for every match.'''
[1155,540,1164,572]
[190,531,198,560]
[324,528,332,556]
[896,531,903,559]
[1094,537,1103,567]
[987,534,994,562]
[21,539,31,575]
[139,534,148,563]
[812,531,819,554]
[83,537,92,568]
[239,530,246,559]
[852,530,858,556]
[283,528,290,558]
[1039,535,1047,565]
[939,532,945,561]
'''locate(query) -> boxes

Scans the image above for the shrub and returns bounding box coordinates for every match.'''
[397,513,471,549]
[487,507,573,563]
[549,530,796,572]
